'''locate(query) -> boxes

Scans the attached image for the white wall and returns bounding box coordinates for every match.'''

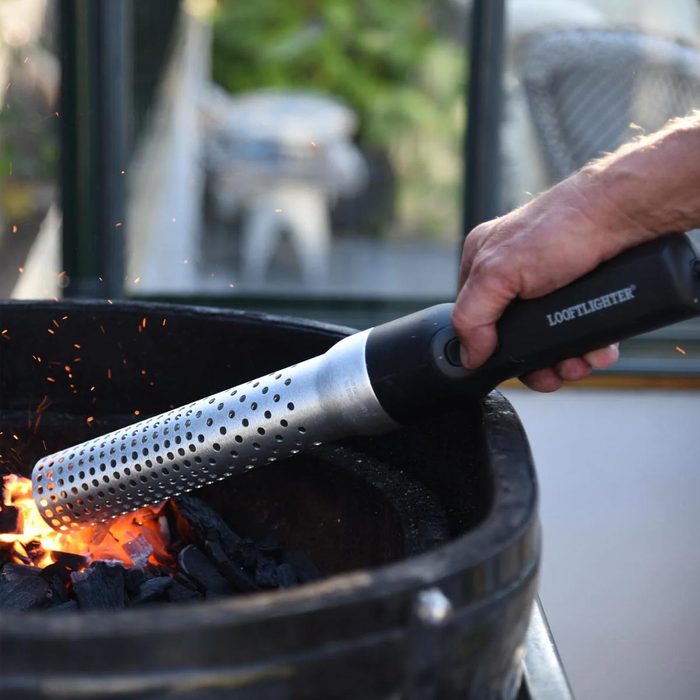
[502,387,700,700]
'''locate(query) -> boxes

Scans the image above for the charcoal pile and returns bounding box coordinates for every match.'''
[0,494,322,612]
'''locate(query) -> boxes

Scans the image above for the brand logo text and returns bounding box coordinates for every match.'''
[546,285,636,327]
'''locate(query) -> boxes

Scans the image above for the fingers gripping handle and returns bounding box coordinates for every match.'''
[483,233,700,385]
[366,233,700,424]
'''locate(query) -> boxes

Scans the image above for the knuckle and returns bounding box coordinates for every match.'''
[471,251,504,280]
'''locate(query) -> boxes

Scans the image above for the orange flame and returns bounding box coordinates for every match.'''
[0,474,173,570]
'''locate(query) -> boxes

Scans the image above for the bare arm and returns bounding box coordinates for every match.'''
[452,112,700,392]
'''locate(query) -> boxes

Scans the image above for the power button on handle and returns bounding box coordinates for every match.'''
[430,326,470,378]
[444,338,463,367]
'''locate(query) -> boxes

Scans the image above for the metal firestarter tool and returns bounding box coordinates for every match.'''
[33,234,700,531]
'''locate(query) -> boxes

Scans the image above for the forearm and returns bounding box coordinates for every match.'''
[572,111,700,248]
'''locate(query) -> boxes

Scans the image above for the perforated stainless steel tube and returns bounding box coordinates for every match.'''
[32,330,398,530]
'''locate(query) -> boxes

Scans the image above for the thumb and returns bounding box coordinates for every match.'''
[452,275,514,369]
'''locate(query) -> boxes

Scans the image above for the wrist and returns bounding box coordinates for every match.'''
[575,115,700,236]
[562,168,656,256]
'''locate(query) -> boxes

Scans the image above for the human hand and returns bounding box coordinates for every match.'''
[452,177,649,391]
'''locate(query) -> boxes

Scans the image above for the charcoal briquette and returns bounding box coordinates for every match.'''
[40,566,75,607]
[166,579,202,603]
[0,563,50,611]
[173,572,199,591]
[52,551,88,571]
[2,563,42,577]
[46,599,78,612]
[23,540,46,565]
[173,496,242,559]
[124,567,147,596]
[203,537,259,593]
[177,545,231,596]
[71,561,127,610]
[256,537,282,554]
[0,505,19,533]
[130,576,173,605]
[275,563,297,588]
[236,539,259,570]
[283,551,323,583]
[40,562,71,585]
[254,556,279,588]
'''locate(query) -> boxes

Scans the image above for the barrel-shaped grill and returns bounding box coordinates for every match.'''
[0,301,539,699]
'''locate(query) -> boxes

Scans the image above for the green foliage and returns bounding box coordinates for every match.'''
[211,0,466,238]
[0,103,57,181]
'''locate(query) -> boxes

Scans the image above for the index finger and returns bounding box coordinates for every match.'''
[451,262,516,368]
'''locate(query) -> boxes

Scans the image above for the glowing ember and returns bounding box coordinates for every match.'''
[0,474,173,570]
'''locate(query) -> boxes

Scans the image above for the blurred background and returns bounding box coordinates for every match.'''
[1,0,700,697]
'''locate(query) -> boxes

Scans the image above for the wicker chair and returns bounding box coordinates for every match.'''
[518,28,700,183]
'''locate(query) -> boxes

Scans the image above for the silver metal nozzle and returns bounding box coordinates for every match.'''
[32,330,397,530]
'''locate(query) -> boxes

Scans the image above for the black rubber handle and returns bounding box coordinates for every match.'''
[366,233,700,424]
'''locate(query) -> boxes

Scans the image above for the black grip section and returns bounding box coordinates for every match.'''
[366,233,700,425]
